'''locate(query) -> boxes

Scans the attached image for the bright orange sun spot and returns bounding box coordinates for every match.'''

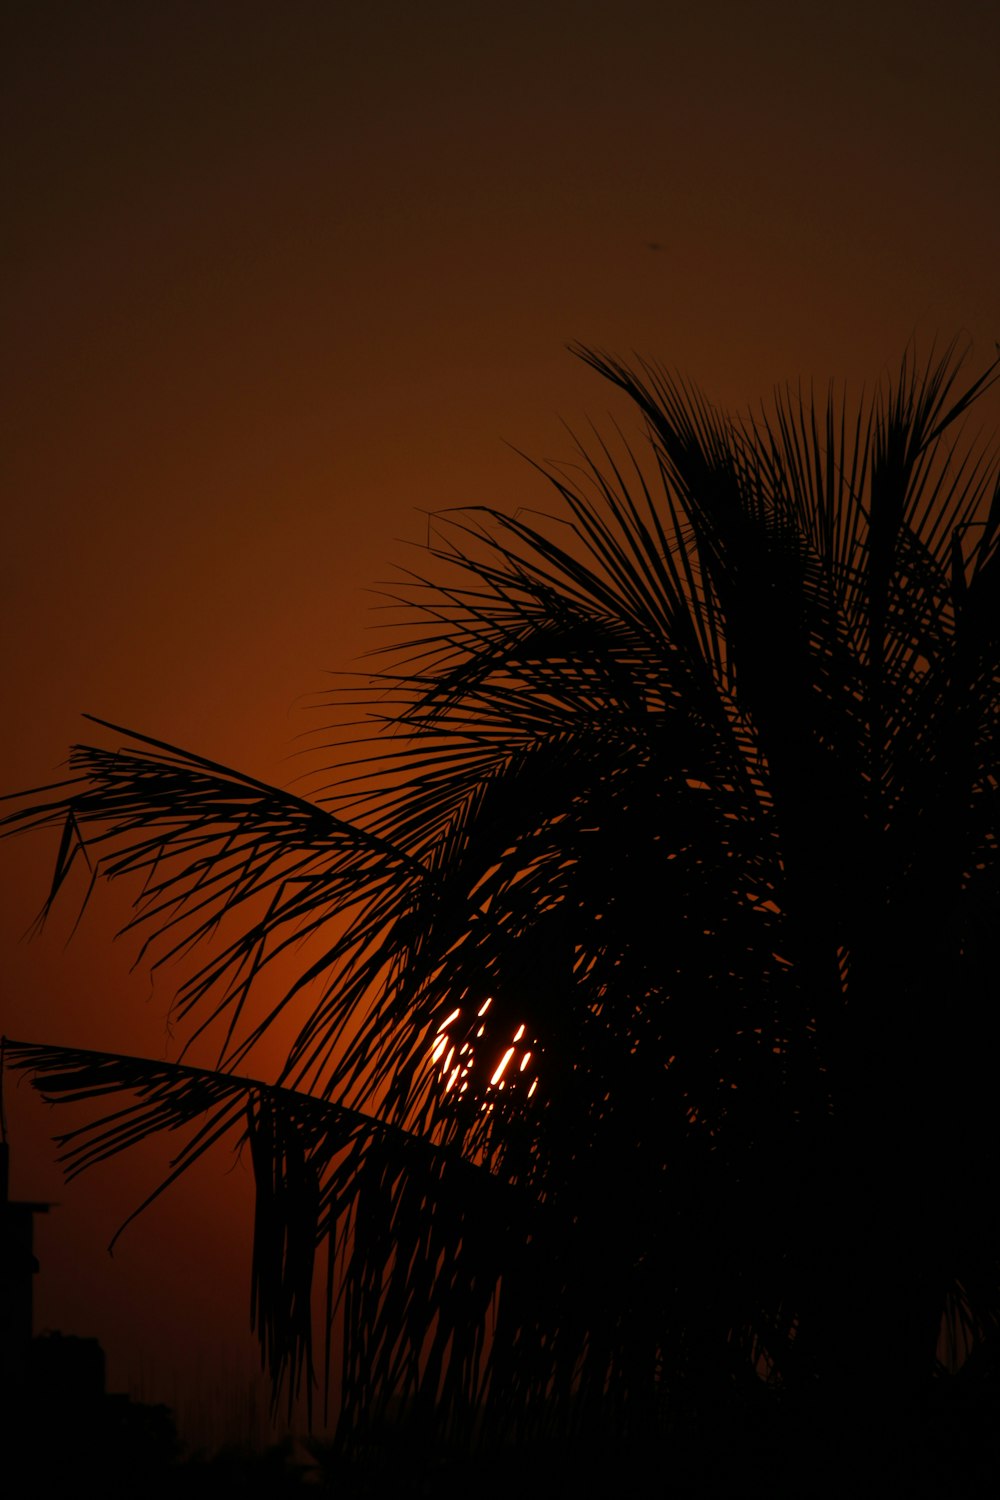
[430,1002,541,1109]
[490,1046,517,1086]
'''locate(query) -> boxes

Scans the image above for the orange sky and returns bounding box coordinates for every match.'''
[3,0,999,1442]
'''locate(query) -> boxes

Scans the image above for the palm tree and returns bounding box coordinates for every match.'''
[3,342,999,1491]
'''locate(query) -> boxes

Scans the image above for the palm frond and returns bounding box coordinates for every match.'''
[0,1036,535,1431]
[1,721,429,1077]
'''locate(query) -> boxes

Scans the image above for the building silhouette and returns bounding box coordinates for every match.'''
[0,1136,177,1486]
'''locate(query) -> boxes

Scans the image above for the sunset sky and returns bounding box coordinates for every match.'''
[3,0,999,1439]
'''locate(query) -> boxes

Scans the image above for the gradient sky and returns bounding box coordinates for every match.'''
[2,0,999,1438]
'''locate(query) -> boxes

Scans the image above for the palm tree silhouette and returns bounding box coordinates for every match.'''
[4,342,999,1490]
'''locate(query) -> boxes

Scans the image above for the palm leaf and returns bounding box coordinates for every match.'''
[0,1036,540,1432]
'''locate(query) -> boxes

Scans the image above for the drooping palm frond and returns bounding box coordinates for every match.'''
[5,343,1000,1470]
[0,1036,537,1434]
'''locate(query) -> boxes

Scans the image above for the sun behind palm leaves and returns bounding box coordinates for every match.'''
[3,340,1000,1491]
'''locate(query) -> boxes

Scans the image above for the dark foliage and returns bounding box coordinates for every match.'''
[4,342,1000,1487]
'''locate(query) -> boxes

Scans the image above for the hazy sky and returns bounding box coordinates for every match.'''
[2,0,999,1436]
